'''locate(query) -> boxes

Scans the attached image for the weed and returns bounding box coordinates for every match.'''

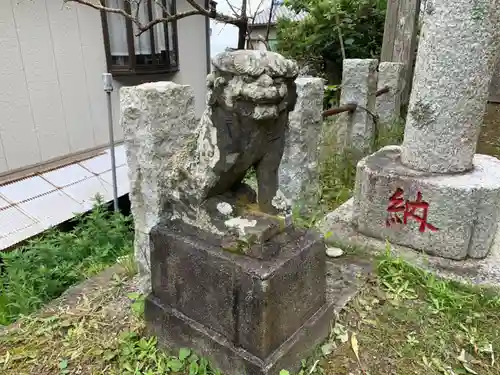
[0,201,133,325]
[116,334,223,375]
[323,249,500,375]
[127,292,146,319]
[293,117,405,228]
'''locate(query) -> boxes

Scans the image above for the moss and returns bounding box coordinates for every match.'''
[221,238,252,255]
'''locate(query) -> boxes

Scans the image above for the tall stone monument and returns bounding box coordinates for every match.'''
[122,50,336,375]
[324,0,500,260]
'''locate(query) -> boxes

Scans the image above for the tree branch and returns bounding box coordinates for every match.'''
[264,0,275,42]
[64,0,244,37]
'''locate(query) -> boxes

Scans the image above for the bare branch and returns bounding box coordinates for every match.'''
[225,0,241,18]
[256,34,270,50]
[65,0,244,37]
[132,0,142,21]
[240,0,247,19]
[246,0,266,48]
[264,0,275,41]
[153,0,171,16]
[64,0,143,28]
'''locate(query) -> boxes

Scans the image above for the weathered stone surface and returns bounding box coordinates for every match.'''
[128,51,337,375]
[376,62,404,126]
[162,50,299,236]
[145,224,367,375]
[352,145,500,260]
[401,0,500,173]
[319,198,500,287]
[337,59,378,153]
[279,77,324,214]
[120,81,197,292]
[148,221,326,360]
[221,213,287,260]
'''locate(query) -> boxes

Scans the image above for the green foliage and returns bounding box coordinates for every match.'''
[127,292,146,319]
[116,333,222,375]
[291,117,404,228]
[377,246,500,318]
[0,202,133,325]
[277,0,387,84]
[323,84,340,110]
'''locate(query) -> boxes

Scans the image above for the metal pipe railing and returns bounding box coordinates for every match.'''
[322,86,390,118]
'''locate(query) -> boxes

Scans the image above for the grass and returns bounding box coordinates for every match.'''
[2,248,499,375]
[293,117,405,228]
[0,200,134,326]
[0,266,223,375]
[319,248,500,375]
[2,115,500,374]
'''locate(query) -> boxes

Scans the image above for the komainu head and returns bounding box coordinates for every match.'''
[207,50,299,121]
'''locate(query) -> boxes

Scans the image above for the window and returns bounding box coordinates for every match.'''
[100,0,179,76]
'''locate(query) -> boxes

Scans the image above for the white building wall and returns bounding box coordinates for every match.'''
[248,27,277,51]
[0,0,208,176]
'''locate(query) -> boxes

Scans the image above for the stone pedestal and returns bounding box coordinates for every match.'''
[352,146,500,260]
[145,221,335,375]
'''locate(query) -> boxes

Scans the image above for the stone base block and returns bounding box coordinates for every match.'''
[319,199,500,286]
[352,146,500,260]
[146,221,333,374]
[145,293,335,375]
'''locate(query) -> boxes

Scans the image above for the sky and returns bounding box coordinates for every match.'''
[209,0,271,57]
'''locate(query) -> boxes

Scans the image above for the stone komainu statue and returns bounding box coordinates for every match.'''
[198,50,299,213]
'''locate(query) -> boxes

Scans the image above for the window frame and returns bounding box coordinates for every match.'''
[100,0,179,76]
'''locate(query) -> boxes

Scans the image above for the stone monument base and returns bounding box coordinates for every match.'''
[319,199,500,287]
[145,221,336,375]
[351,145,500,260]
[146,295,335,375]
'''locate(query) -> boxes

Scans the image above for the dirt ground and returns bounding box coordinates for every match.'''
[0,264,143,375]
[478,102,500,157]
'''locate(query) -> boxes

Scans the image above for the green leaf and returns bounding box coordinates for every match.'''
[280,370,291,375]
[59,359,68,369]
[127,292,140,300]
[168,358,184,372]
[179,347,191,361]
[189,361,199,375]
[321,342,335,356]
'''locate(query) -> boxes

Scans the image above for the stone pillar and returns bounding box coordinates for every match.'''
[120,82,197,292]
[401,0,500,173]
[338,59,378,153]
[327,0,500,261]
[279,77,324,213]
[376,62,404,126]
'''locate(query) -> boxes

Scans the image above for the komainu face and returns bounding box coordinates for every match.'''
[207,50,298,121]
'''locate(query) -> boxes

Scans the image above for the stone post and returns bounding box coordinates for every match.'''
[376,62,404,126]
[337,59,378,153]
[321,0,500,262]
[401,0,500,173]
[120,82,197,292]
[279,77,324,214]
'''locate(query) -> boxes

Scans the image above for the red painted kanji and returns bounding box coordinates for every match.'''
[385,188,405,226]
[385,188,438,233]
